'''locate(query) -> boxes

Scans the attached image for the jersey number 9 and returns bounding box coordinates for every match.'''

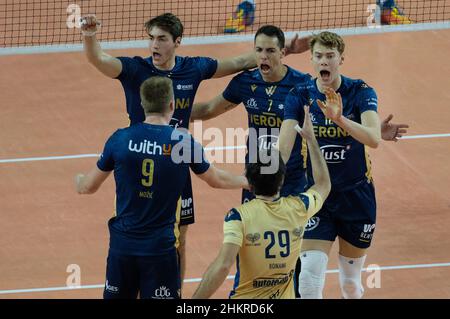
[141,159,154,187]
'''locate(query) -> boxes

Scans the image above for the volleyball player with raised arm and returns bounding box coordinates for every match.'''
[80,13,308,288]
[279,31,382,299]
[193,106,330,299]
[75,77,248,299]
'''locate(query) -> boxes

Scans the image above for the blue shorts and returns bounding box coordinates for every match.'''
[103,249,181,299]
[179,172,195,226]
[303,179,377,249]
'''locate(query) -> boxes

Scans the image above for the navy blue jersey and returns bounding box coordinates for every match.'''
[222,67,312,194]
[284,76,378,189]
[97,123,210,256]
[117,56,218,127]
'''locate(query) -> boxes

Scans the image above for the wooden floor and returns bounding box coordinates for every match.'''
[0,28,450,298]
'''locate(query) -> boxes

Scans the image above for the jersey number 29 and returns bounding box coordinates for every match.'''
[265,230,290,259]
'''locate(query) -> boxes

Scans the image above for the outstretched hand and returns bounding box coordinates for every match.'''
[381,114,409,142]
[316,87,343,122]
[285,34,311,56]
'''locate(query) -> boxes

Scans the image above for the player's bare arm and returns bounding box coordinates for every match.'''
[213,35,311,78]
[192,243,240,299]
[75,166,111,194]
[317,87,381,148]
[197,165,249,190]
[295,105,331,203]
[285,34,311,56]
[278,119,299,164]
[81,15,122,78]
[178,225,188,290]
[190,95,238,121]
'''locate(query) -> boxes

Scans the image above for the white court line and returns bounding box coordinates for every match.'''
[0,133,449,164]
[0,146,247,164]
[0,154,100,164]
[400,133,450,140]
[0,261,449,295]
[0,133,450,164]
[205,145,247,151]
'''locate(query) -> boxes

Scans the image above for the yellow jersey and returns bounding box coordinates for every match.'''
[223,189,323,299]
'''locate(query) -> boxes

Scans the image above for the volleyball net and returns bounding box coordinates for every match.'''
[1,0,449,55]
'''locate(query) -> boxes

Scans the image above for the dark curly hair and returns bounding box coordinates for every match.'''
[144,13,184,41]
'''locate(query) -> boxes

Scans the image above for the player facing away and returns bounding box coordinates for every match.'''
[75,77,248,299]
[192,108,331,299]
[278,31,382,299]
[80,13,309,288]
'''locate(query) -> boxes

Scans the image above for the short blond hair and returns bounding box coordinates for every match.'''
[140,76,173,114]
[309,31,345,55]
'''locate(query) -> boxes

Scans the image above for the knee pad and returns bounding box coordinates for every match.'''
[338,254,366,299]
[298,250,329,299]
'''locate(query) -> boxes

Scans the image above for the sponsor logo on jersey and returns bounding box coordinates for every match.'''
[257,134,278,151]
[176,84,193,91]
[292,227,304,240]
[249,113,282,128]
[320,144,348,164]
[245,233,261,245]
[162,144,172,156]
[175,98,190,109]
[265,85,277,97]
[252,270,294,288]
[304,217,320,231]
[128,139,171,156]
[251,84,257,92]
[314,125,350,138]
[246,98,258,110]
